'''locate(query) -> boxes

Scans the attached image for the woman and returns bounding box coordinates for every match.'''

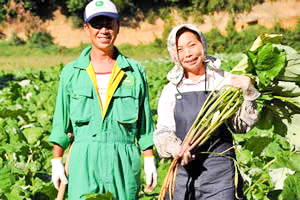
[153,24,260,199]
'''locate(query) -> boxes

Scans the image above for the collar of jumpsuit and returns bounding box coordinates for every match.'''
[73,46,133,119]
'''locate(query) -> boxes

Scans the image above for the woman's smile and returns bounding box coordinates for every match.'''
[184,57,198,65]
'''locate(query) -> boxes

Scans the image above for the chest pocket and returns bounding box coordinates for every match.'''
[112,86,138,123]
[70,86,94,125]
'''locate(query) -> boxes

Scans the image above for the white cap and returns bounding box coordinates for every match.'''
[84,0,119,23]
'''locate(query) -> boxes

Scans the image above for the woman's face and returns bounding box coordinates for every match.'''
[177,31,205,74]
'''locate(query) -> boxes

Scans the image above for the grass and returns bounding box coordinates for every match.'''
[118,39,169,60]
[0,40,169,71]
[0,55,76,71]
[0,41,85,71]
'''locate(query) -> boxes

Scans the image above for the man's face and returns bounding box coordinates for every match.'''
[84,16,119,51]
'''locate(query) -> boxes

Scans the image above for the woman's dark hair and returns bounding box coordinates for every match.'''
[175,27,201,43]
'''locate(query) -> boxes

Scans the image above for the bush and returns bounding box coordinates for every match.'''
[27,31,54,48]
[0,0,9,23]
[204,29,226,53]
[8,32,26,46]
[273,23,300,51]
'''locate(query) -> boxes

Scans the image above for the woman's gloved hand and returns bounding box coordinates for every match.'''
[51,157,68,190]
[230,74,260,101]
[144,156,158,189]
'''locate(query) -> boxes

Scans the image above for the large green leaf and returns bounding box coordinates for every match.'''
[22,127,44,144]
[0,167,15,193]
[283,114,300,148]
[265,81,300,97]
[35,110,51,127]
[30,177,57,200]
[231,55,253,74]
[236,148,252,165]
[262,141,288,159]
[273,153,300,172]
[274,95,300,110]
[268,168,295,190]
[83,192,114,200]
[280,174,300,200]
[6,185,31,200]
[249,33,283,52]
[245,136,273,157]
[248,43,287,87]
[275,44,300,83]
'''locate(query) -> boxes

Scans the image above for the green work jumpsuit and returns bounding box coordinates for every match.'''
[49,46,154,199]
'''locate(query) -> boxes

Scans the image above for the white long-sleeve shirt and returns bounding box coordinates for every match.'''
[153,68,259,158]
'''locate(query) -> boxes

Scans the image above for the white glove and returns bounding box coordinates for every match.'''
[144,156,158,188]
[51,158,68,190]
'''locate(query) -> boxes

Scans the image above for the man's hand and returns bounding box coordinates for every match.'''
[144,156,158,191]
[51,157,68,190]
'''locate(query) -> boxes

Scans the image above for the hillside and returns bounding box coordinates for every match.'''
[1,0,300,47]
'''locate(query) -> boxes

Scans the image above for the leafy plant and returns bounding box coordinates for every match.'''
[83,192,114,200]
[27,31,54,48]
[0,66,61,199]
[8,32,26,46]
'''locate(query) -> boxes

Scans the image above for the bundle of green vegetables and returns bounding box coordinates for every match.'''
[158,33,300,200]
[232,35,300,199]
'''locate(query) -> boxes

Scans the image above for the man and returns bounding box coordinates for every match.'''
[49,0,157,199]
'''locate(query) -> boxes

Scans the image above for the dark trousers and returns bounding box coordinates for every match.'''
[167,142,245,200]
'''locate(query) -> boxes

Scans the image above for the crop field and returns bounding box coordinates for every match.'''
[0,32,300,199]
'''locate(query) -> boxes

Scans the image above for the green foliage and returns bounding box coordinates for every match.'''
[8,32,26,46]
[66,0,88,13]
[0,39,83,58]
[226,37,300,200]
[204,23,300,55]
[205,28,227,53]
[275,23,300,51]
[248,43,287,87]
[280,173,300,199]
[189,0,260,14]
[27,31,54,48]
[0,0,9,22]
[1,23,300,199]
[141,58,172,123]
[0,0,262,26]
[118,42,169,61]
[83,192,114,199]
[65,0,88,27]
[0,0,58,21]
[0,66,62,199]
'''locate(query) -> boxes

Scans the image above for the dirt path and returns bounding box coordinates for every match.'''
[1,0,300,47]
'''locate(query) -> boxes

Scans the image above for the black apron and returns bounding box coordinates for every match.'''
[168,91,244,200]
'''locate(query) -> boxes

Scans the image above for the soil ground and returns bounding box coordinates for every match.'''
[1,0,300,48]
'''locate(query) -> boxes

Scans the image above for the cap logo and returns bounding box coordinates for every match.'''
[95,1,103,6]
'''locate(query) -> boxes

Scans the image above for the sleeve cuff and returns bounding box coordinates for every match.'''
[49,130,70,149]
[138,133,154,151]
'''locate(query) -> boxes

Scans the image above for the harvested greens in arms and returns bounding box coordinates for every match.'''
[159,34,300,200]
[232,36,300,199]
